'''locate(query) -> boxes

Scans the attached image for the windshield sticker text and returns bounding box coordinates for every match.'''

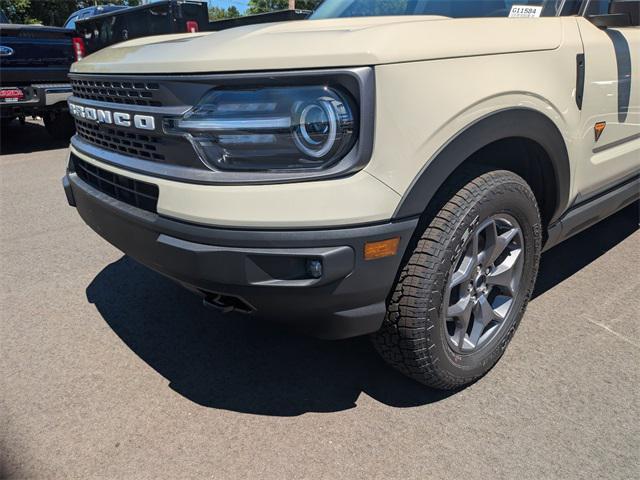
[509,5,543,18]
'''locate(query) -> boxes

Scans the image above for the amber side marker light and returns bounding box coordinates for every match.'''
[594,121,606,142]
[364,237,400,261]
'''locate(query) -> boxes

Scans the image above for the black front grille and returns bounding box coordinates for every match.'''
[70,75,210,176]
[72,153,159,213]
[74,118,166,161]
[70,78,162,107]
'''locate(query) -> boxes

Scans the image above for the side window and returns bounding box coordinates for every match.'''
[558,0,582,15]
[585,0,612,15]
[609,0,640,25]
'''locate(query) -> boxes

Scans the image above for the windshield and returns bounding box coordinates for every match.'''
[311,1,579,19]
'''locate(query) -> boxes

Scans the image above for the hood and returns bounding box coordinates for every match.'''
[71,16,564,75]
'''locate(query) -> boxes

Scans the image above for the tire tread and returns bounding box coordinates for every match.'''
[373,168,541,389]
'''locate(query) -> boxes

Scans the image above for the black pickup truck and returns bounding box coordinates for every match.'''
[74,1,310,55]
[0,21,80,139]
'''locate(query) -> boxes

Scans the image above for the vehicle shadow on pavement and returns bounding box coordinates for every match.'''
[86,259,454,416]
[533,202,638,298]
[86,203,638,416]
[0,120,69,155]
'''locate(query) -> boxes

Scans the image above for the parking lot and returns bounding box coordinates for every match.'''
[1,119,638,479]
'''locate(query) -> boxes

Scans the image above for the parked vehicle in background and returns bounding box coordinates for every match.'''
[63,0,640,389]
[75,1,209,56]
[64,5,128,30]
[0,20,81,139]
[74,0,310,56]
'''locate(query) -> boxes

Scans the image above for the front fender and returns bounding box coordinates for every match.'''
[392,108,571,223]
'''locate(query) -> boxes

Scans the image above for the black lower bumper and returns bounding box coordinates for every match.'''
[64,172,418,339]
[0,84,71,118]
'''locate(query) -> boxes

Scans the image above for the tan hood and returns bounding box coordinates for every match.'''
[71,16,564,75]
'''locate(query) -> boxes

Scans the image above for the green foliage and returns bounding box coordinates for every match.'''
[27,1,78,26]
[209,5,241,20]
[247,0,323,15]
[0,0,37,24]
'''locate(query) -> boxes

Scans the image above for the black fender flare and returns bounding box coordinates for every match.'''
[392,108,571,224]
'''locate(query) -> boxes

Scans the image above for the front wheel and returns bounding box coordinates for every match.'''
[373,169,542,389]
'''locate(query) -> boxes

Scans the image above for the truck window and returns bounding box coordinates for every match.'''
[65,15,79,29]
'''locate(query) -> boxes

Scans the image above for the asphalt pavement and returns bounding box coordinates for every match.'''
[1,120,639,479]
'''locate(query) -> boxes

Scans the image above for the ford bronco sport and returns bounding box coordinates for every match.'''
[63,0,640,389]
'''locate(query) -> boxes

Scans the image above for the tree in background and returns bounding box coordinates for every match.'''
[0,0,39,24]
[209,5,241,20]
[247,0,323,15]
[0,0,140,26]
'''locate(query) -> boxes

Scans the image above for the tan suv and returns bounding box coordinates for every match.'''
[63,0,639,389]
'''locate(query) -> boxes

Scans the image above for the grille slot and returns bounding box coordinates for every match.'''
[74,118,166,161]
[71,79,162,107]
[72,153,159,213]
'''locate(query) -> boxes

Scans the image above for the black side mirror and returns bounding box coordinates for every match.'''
[588,13,632,29]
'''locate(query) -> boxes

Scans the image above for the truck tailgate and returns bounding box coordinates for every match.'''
[0,25,75,86]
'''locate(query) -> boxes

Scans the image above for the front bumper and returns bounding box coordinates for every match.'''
[64,171,418,340]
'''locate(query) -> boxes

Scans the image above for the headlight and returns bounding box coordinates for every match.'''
[165,86,358,172]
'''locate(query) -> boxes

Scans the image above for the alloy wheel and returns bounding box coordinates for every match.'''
[444,214,525,354]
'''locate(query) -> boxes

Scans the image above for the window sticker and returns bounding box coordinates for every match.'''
[509,5,543,17]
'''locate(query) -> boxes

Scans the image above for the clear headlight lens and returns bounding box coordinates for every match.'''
[165,86,358,172]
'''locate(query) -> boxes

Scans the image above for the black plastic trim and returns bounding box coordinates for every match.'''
[62,174,76,207]
[544,174,639,251]
[393,108,572,224]
[576,53,585,110]
[593,132,640,154]
[65,171,419,339]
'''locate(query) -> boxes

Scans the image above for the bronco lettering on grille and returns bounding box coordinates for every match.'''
[68,102,155,131]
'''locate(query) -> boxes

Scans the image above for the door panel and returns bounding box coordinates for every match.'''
[574,17,640,200]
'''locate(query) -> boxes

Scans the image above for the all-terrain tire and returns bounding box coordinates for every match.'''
[373,168,542,389]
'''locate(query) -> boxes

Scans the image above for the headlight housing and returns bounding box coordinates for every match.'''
[166,86,358,172]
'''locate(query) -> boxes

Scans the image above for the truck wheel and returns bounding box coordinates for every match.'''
[373,169,542,389]
[43,111,76,140]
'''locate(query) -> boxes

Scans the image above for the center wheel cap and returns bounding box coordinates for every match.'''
[474,274,487,291]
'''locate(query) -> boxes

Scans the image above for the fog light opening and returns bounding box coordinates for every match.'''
[306,259,323,279]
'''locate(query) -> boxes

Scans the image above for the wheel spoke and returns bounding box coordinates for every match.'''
[447,294,473,322]
[486,248,522,295]
[478,219,498,266]
[449,258,473,289]
[475,295,495,326]
[449,235,478,289]
[469,295,496,346]
[456,323,468,350]
[468,317,485,348]
[448,294,473,350]
[483,226,519,268]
